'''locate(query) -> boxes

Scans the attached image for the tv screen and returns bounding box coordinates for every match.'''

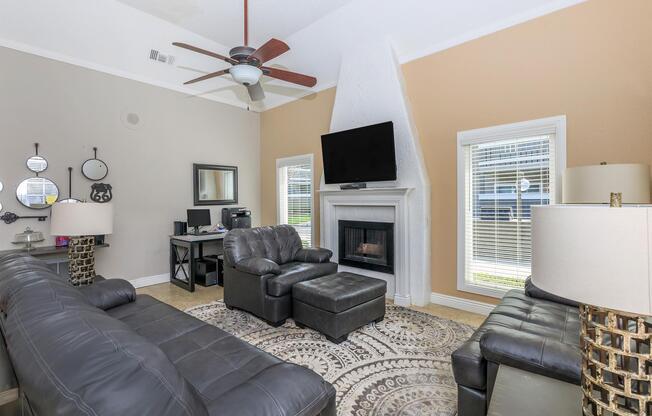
[321,121,397,184]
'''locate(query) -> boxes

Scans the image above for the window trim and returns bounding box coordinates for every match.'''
[276,153,315,247]
[456,116,567,298]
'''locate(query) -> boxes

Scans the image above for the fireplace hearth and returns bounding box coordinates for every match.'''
[338,220,394,273]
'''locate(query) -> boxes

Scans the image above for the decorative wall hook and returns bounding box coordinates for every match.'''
[1,212,48,225]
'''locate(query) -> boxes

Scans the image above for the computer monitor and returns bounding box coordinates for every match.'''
[187,209,211,234]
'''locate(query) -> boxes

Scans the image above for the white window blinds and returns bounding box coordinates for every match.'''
[278,155,313,247]
[462,134,556,291]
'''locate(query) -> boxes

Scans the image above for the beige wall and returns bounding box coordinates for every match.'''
[261,0,652,305]
[0,46,261,280]
[260,88,337,244]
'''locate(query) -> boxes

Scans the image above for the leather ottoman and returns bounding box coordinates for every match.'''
[293,272,387,343]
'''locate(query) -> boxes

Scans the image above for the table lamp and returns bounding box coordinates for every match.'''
[532,205,652,415]
[50,202,113,286]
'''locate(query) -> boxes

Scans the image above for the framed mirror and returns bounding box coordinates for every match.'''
[193,164,238,206]
[82,147,108,181]
[27,143,48,173]
[16,177,59,209]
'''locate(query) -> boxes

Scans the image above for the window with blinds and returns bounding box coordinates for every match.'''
[457,117,565,296]
[277,155,313,247]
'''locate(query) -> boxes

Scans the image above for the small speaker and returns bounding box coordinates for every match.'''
[173,221,187,236]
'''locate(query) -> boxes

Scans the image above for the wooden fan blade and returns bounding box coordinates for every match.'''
[183,69,230,85]
[248,39,289,64]
[246,82,265,101]
[262,67,317,88]
[173,42,237,64]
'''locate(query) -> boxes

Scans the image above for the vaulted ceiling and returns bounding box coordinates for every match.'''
[0,0,585,111]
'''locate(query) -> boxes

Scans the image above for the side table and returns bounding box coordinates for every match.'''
[488,365,581,416]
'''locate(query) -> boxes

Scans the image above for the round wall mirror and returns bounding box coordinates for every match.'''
[82,147,108,181]
[26,143,48,173]
[16,177,59,209]
[0,181,4,192]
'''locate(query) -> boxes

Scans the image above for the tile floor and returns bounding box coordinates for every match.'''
[137,283,486,327]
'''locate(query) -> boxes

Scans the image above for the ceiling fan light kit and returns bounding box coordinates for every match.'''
[230,64,262,86]
[172,0,316,102]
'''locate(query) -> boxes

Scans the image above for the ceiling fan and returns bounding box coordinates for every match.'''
[172,0,317,102]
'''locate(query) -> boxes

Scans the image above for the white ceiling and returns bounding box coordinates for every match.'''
[116,0,354,49]
[0,0,585,111]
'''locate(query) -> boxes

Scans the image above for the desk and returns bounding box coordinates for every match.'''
[169,234,225,292]
[488,365,581,416]
[0,244,109,277]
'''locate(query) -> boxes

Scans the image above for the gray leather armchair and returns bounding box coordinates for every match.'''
[223,225,338,326]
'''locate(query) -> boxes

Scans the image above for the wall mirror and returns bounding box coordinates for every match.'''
[26,143,48,173]
[193,164,238,206]
[82,147,108,181]
[16,177,59,209]
[0,180,3,213]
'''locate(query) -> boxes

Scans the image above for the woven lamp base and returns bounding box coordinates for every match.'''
[581,304,652,416]
[68,235,96,286]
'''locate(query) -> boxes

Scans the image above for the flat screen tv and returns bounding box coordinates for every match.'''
[321,121,397,184]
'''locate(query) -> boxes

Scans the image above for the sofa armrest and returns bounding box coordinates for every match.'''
[479,328,581,385]
[294,248,333,263]
[79,279,136,310]
[524,277,579,308]
[235,257,281,275]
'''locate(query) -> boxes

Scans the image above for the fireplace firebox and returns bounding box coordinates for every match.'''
[338,220,394,274]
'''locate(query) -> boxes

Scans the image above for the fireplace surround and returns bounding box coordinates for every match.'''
[338,220,394,273]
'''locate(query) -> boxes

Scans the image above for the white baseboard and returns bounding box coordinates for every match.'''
[430,292,495,316]
[130,273,170,289]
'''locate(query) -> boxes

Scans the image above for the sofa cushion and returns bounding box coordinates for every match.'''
[451,290,580,390]
[293,272,387,313]
[107,294,335,415]
[0,254,208,416]
[266,262,338,297]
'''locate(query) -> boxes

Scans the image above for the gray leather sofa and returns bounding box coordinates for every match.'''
[451,278,581,416]
[0,253,336,416]
[223,225,338,326]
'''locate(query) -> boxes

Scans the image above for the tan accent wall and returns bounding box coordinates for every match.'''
[260,88,337,244]
[403,0,652,304]
[260,0,652,305]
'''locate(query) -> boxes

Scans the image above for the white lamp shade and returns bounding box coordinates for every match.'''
[531,205,652,315]
[562,163,651,204]
[50,203,114,236]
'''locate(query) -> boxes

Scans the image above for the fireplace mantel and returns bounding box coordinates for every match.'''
[320,186,415,306]
[318,187,413,195]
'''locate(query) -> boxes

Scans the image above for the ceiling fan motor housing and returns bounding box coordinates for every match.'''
[229,46,257,62]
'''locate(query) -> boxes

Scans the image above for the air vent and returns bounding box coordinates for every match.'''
[149,49,175,65]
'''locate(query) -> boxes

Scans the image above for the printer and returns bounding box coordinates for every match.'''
[221,207,252,230]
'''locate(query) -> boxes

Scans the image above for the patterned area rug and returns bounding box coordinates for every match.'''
[186,301,475,416]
